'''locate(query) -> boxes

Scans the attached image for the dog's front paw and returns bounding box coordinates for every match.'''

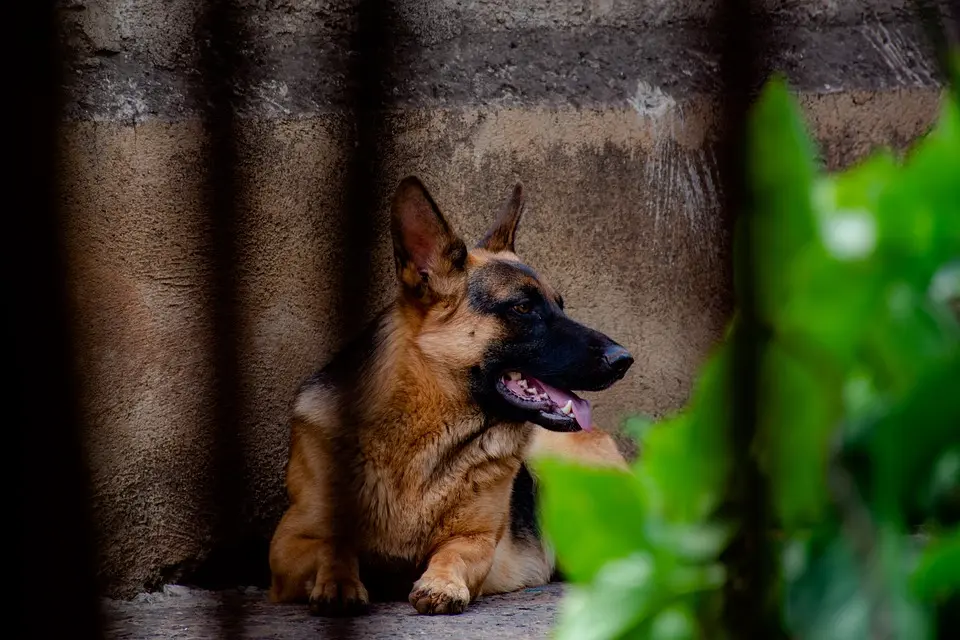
[409,575,471,615]
[309,577,370,617]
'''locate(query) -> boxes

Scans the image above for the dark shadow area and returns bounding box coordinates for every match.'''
[195,0,251,637]
[713,1,783,637]
[338,5,395,319]
[323,0,397,636]
[185,0,398,637]
[913,0,960,100]
[9,2,104,639]
[187,535,273,591]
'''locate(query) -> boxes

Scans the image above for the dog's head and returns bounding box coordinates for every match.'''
[391,176,633,433]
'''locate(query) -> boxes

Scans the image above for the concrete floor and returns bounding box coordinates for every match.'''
[103,583,564,639]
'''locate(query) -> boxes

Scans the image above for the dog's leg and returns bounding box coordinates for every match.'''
[269,506,369,617]
[269,420,370,616]
[268,507,320,603]
[480,532,553,595]
[409,532,498,615]
[305,545,368,617]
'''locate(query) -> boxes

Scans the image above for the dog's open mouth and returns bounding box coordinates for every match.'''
[496,371,592,432]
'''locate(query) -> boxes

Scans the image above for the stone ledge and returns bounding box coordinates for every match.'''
[64,21,941,122]
[103,583,564,639]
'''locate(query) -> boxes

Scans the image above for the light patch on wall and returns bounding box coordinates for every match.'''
[630,81,723,268]
[255,80,293,117]
[102,77,150,125]
[628,81,676,121]
[862,21,937,89]
[590,0,616,17]
[251,297,317,359]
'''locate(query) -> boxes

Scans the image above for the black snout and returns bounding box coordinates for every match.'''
[603,344,634,379]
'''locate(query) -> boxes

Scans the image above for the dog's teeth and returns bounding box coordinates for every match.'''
[524,387,538,395]
[560,400,573,415]
[508,372,521,381]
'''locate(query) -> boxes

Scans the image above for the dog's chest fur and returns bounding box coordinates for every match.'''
[356,411,533,561]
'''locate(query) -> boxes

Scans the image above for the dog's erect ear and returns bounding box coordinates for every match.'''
[391,176,467,301]
[478,183,525,253]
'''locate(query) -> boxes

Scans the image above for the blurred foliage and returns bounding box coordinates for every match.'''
[532,76,960,639]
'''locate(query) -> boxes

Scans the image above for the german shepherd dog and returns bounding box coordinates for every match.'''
[269,177,634,616]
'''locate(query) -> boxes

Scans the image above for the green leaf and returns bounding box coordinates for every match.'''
[784,529,934,640]
[911,528,960,601]
[860,283,960,399]
[533,457,647,583]
[881,96,960,284]
[554,553,657,640]
[554,553,724,640]
[783,534,871,640]
[544,75,960,640]
[916,446,960,524]
[754,342,842,528]
[643,520,733,566]
[741,77,819,326]
[929,260,960,312]
[869,358,960,521]
[877,526,936,640]
[767,159,889,365]
[770,152,911,369]
[635,345,732,524]
[648,603,699,640]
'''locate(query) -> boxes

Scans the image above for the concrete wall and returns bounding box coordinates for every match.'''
[58,0,947,597]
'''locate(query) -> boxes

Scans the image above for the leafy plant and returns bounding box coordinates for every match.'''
[532,75,960,639]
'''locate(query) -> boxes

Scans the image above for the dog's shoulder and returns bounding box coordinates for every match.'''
[292,306,396,431]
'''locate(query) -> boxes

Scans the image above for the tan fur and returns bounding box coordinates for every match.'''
[268,177,628,616]
[480,528,554,595]
[477,429,629,595]
[270,300,540,611]
[527,428,629,471]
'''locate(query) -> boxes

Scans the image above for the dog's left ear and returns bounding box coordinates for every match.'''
[391,176,468,303]
[478,183,525,253]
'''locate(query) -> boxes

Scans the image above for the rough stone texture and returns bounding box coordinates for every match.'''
[57,0,948,599]
[59,3,948,120]
[104,583,563,639]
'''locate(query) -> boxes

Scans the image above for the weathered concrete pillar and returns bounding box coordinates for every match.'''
[57,0,945,597]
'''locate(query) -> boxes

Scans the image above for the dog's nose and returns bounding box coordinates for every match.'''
[602,345,634,378]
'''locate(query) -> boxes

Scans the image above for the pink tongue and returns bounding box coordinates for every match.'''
[503,376,593,430]
[537,380,593,431]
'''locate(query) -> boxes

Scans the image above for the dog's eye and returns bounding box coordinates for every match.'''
[512,302,531,315]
